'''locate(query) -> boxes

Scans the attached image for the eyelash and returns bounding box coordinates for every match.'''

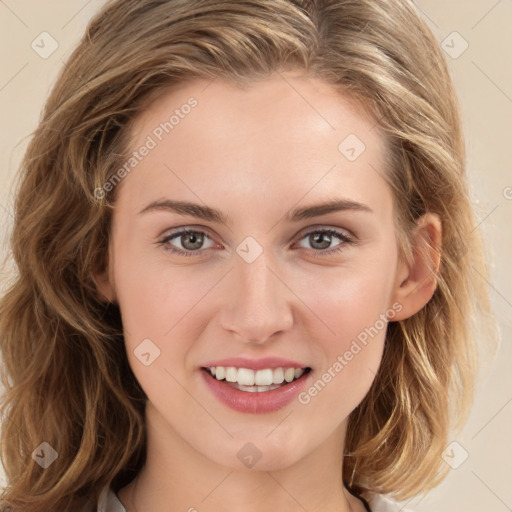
[156,227,355,258]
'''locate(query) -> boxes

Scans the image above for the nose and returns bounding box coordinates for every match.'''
[218,251,294,344]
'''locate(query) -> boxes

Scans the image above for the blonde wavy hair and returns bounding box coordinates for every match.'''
[0,0,497,510]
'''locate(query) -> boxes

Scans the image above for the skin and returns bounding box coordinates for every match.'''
[95,71,441,512]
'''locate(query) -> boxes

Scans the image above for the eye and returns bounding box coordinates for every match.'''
[157,226,354,258]
[157,228,216,257]
[295,228,354,257]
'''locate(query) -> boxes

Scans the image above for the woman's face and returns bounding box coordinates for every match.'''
[97,72,419,471]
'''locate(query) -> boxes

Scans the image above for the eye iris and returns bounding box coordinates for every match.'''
[182,232,203,250]
[311,232,332,250]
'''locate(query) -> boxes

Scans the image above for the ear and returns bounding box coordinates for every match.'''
[91,247,117,304]
[390,212,442,321]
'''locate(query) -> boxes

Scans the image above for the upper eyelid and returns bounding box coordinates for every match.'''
[297,225,354,239]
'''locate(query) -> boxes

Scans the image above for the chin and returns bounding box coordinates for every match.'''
[203,432,310,472]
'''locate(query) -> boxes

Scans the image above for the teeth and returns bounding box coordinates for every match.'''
[255,368,273,386]
[272,367,284,384]
[225,367,237,383]
[237,367,255,386]
[208,366,307,388]
[284,367,295,382]
[236,384,282,392]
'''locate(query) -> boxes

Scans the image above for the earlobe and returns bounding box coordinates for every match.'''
[91,250,117,304]
[391,213,442,321]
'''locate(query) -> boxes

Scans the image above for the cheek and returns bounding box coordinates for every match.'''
[113,260,209,410]
[114,229,397,383]
[115,238,396,353]
[114,254,218,341]
[304,252,395,346]
[296,255,395,409]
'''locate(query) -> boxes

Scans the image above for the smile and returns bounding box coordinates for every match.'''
[203,366,309,392]
[200,366,312,413]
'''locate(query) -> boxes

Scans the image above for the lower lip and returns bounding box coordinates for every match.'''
[200,369,311,414]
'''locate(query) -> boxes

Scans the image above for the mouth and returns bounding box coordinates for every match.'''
[201,365,312,393]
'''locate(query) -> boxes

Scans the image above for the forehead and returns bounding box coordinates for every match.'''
[117,73,393,222]
[131,73,380,149]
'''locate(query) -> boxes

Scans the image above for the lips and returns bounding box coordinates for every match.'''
[199,357,312,413]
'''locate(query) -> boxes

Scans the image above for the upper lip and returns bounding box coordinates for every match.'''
[200,357,309,371]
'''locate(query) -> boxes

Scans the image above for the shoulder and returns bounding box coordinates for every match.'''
[366,492,416,512]
[96,486,127,512]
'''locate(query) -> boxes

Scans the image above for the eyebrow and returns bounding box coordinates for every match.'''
[138,198,373,224]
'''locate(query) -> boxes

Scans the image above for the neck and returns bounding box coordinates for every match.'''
[118,402,366,512]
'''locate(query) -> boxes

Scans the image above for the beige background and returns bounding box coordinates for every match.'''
[0,1,510,510]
